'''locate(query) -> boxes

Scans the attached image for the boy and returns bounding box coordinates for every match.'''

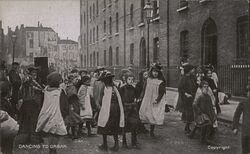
[232,85,250,154]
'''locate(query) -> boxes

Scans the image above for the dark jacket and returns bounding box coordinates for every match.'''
[8,69,21,89]
[232,100,250,137]
[1,98,15,119]
[178,75,197,107]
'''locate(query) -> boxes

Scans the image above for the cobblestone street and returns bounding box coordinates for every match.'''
[14,112,241,154]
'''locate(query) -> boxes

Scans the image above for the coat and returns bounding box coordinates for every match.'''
[178,75,197,123]
[232,100,250,137]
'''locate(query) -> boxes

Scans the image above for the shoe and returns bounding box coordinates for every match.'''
[98,144,108,151]
[110,146,119,152]
[87,133,97,137]
[131,143,140,149]
[150,132,155,137]
[122,143,129,149]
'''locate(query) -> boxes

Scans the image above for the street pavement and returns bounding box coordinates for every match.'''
[13,112,242,154]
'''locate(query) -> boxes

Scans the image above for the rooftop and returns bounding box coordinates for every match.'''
[25,26,55,32]
[58,39,78,44]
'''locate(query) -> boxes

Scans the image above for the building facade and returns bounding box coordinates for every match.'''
[80,0,161,69]
[161,0,249,67]
[4,23,58,66]
[58,39,79,71]
[160,0,249,95]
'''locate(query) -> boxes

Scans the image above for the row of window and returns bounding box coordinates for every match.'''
[82,0,159,28]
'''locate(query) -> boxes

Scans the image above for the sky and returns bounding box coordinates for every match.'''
[0,0,80,41]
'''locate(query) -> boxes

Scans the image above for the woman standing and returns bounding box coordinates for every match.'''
[178,65,198,134]
[139,63,166,137]
[36,72,69,154]
[78,76,94,136]
[96,71,124,152]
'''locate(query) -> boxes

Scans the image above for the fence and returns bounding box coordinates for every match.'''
[217,65,250,97]
[103,64,249,97]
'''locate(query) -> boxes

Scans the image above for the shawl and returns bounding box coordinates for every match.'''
[98,86,124,127]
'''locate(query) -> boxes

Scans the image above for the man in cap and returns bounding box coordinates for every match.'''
[8,62,22,113]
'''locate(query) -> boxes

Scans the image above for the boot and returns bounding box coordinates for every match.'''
[150,125,155,137]
[110,135,119,152]
[98,135,108,151]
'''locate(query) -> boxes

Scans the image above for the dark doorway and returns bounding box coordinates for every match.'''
[140,37,146,67]
[201,18,217,67]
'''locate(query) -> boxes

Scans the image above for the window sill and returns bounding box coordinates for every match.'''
[199,0,210,3]
[138,22,145,27]
[102,8,106,12]
[108,34,112,39]
[129,27,134,31]
[152,16,160,22]
[114,32,119,36]
[108,4,112,7]
[102,36,106,41]
[177,6,189,12]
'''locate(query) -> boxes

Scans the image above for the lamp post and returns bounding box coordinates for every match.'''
[144,1,153,69]
[247,0,250,93]
[11,33,17,63]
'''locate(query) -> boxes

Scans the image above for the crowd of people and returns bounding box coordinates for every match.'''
[0,60,248,154]
[0,61,168,154]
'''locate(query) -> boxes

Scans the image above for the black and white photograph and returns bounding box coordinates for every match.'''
[0,0,250,153]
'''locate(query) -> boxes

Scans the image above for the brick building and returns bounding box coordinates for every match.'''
[57,39,79,71]
[160,0,249,67]
[160,0,249,95]
[4,23,58,66]
[80,0,161,69]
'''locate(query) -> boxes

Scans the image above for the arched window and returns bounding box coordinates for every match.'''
[90,29,92,44]
[90,53,92,67]
[104,0,106,8]
[104,50,107,66]
[139,37,146,67]
[153,37,159,62]
[140,0,145,22]
[104,20,106,33]
[84,12,86,25]
[109,46,113,66]
[97,52,99,66]
[90,6,92,20]
[130,43,134,64]
[116,12,119,32]
[93,3,95,19]
[96,25,99,41]
[109,17,112,34]
[201,18,217,66]
[93,51,96,66]
[96,0,99,15]
[93,27,95,43]
[84,55,86,67]
[116,47,119,65]
[130,4,134,27]
[180,31,188,59]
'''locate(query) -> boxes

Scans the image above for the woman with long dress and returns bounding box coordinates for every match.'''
[96,71,124,152]
[139,63,166,137]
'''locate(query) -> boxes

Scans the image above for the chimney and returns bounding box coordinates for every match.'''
[67,37,68,40]
[21,24,24,29]
[38,21,40,27]
[0,20,2,29]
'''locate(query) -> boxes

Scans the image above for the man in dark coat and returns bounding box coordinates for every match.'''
[18,67,44,144]
[8,62,22,113]
[178,65,197,134]
[232,86,250,154]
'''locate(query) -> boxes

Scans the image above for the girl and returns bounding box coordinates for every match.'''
[78,76,94,137]
[36,72,69,154]
[119,73,140,148]
[139,63,166,137]
[65,75,82,139]
[192,81,216,145]
[96,71,124,152]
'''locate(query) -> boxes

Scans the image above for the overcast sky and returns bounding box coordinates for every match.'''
[0,0,80,41]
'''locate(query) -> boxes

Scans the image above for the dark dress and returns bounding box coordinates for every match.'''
[233,100,250,154]
[8,70,21,111]
[97,88,122,135]
[178,75,197,123]
[18,80,43,135]
[119,85,140,132]
[193,93,216,127]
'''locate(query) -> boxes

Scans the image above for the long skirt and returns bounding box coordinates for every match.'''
[97,102,122,135]
[124,105,140,132]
